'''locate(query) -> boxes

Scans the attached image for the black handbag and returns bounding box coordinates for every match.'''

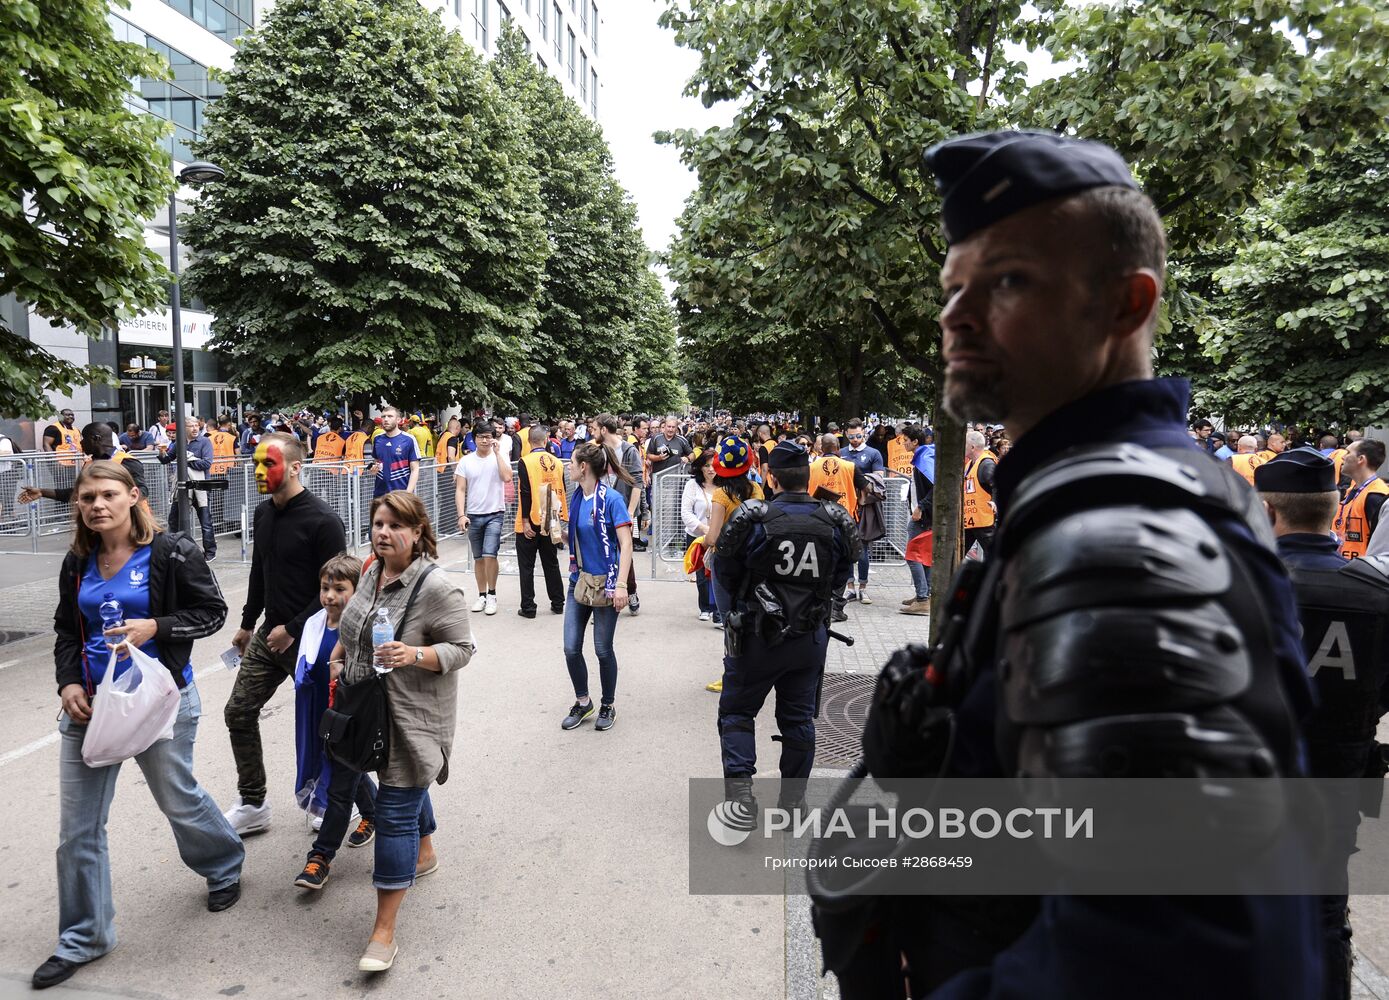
[319,563,436,773]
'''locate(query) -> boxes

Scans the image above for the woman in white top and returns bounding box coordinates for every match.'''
[680,450,718,620]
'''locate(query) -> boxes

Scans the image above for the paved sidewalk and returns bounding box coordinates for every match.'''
[0,539,788,1000]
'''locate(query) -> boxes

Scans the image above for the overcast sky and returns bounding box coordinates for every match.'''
[601,2,731,261]
[597,7,1063,268]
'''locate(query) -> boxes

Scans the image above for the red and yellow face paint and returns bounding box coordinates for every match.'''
[253,440,287,495]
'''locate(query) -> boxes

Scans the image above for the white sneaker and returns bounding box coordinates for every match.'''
[310,813,323,832]
[484,594,498,615]
[699,611,712,622]
[224,798,271,837]
[470,595,487,613]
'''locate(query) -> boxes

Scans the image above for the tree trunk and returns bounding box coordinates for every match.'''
[928,405,966,644]
[843,343,866,419]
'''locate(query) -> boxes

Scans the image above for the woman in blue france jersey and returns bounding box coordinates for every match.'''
[33,461,243,992]
[558,441,635,734]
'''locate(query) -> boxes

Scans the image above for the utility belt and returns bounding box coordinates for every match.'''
[723,581,830,657]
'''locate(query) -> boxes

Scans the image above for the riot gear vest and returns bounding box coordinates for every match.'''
[1288,554,1389,777]
[747,502,839,640]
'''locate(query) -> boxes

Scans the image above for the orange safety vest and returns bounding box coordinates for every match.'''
[515,450,569,532]
[313,430,346,470]
[810,455,857,520]
[209,430,237,474]
[1230,453,1264,486]
[963,450,998,530]
[1256,449,1277,464]
[519,428,538,457]
[886,435,914,477]
[1336,477,1389,560]
[344,431,368,471]
[435,431,457,473]
[1331,449,1348,484]
[54,426,82,466]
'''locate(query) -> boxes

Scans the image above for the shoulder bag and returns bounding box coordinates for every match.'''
[319,563,436,773]
[573,523,613,607]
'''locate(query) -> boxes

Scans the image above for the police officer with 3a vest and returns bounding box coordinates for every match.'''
[1256,447,1389,1000]
[713,440,859,816]
[812,131,1321,997]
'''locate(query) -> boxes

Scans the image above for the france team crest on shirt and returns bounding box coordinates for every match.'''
[129,569,145,585]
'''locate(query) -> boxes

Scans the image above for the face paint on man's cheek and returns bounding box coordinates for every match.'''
[254,442,286,494]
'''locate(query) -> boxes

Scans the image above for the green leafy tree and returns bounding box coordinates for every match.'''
[491,24,649,416]
[184,0,547,411]
[624,269,688,414]
[0,0,176,418]
[661,0,1389,628]
[1203,133,1389,428]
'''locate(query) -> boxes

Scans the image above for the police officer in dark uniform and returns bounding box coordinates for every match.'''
[812,131,1321,997]
[713,440,859,813]
[1256,448,1389,1000]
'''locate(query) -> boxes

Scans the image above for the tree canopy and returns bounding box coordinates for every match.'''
[490,24,654,416]
[0,0,176,418]
[184,0,548,411]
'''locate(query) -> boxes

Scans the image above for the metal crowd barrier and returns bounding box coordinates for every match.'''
[0,450,597,567]
[645,464,911,574]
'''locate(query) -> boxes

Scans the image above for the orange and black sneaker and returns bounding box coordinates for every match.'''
[347,817,375,849]
[294,854,330,890]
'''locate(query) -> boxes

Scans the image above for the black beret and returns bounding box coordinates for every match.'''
[924,130,1139,245]
[1254,447,1338,494]
[767,440,810,470]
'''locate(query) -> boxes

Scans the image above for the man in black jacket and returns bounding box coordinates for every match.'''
[222,433,345,836]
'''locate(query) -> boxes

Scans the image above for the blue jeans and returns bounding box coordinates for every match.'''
[855,545,871,587]
[467,510,504,559]
[372,784,437,890]
[907,520,932,600]
[563,579,619,704]
[56,685,243,962]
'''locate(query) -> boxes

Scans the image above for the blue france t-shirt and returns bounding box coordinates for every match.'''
[78,544,192,689]
[373,432,419,497]
[570,488,632,582]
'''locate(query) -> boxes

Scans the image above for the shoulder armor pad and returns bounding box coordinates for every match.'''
[1002,442,1275,558]
[716,498,771,556]
[739,498,771,521]
[1344,553,1389,591]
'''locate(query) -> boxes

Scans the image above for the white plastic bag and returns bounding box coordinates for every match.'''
[81,643,180,768]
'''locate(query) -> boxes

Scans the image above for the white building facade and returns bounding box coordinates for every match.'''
[5,0,603,446]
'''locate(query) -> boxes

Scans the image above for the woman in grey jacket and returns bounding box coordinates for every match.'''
[330,490,474,973]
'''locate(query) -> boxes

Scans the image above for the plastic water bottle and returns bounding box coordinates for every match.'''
[371,607,395,674]
[99,597,124,649]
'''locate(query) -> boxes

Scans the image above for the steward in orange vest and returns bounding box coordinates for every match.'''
[1336,441,1389,559]
[963,441,998,533]
[810,439,858,520]
[886,433,915,477]
[435,418,464,473]
[515,431,569,615]
[52,423,83,467]
[344,431,368,472]
[209,422,238,475]
[313,418,347,472]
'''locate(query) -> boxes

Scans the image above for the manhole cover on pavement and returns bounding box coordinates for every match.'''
[0,627,43,646]
[816,674,876,768]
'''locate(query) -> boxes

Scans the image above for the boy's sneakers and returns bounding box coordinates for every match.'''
[562,700,597,730]
[484,594,498,615]
[470,595,487,613]
[223,798,271,837]
[347,817,375,849]
[859,590,873,606]
[294,854,330,890]
[595,704,617,731]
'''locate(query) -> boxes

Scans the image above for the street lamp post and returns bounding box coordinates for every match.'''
[168,160,224,532]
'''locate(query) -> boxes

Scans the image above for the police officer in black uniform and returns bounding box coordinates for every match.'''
[1256,448,1389,1000]
[812,131,1321,997]
[713,440,859,812]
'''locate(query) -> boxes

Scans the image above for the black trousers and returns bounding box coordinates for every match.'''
[516,528,564,612]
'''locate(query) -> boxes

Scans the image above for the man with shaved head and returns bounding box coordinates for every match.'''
[223,431,346,837]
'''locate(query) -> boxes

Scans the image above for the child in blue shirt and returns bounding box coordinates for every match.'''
[293,555,377,889]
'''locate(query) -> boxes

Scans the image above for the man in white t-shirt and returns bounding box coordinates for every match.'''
[455,423,513,614]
